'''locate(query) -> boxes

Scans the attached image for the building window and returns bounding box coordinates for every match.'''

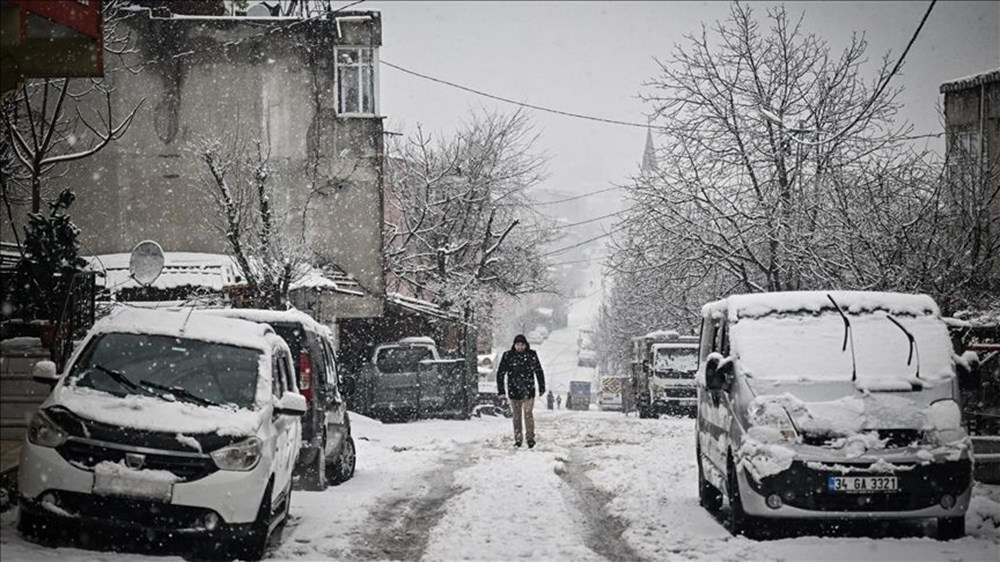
[947,131,985,187]
[336,47,376,115]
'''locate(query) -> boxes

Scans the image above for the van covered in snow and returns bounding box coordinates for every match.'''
[695,291,975,540]
[18,307,306,559]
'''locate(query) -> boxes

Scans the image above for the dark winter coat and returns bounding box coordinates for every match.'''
[496,344,546,401]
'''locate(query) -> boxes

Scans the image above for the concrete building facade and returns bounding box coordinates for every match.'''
[941,69,1000,279]
[22,6,387,320]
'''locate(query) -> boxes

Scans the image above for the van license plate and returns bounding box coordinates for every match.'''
[827,475,899,493]
[93,465,173,502]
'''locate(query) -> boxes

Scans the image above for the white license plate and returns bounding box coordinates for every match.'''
[93,466,173,502]
[827,475,899,494]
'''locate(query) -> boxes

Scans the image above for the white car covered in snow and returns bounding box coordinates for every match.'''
[18,307,306,560]
[696,291,975,540]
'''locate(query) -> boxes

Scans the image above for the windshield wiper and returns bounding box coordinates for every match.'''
[93,364,152,396]
[139,379,220,407]
[826,294,858,382]
[886,314,921,379]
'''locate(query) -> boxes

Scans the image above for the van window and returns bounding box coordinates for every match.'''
[730,311,954,382]
[376,346,433,373]
[322,338,340,391]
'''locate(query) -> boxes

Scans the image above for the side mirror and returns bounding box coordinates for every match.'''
[955,351,980,392]
[342,375,357,398]
[32,360,60,386]
[275,391,307,416]
[705,356,733,391]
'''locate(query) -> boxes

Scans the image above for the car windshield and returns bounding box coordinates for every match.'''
[68,332,262,409]
[653,347,698,372]
[730,310,955,382]
[376,346,433,374]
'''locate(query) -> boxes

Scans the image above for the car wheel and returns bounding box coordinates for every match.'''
[937,516,965,540]
[17,507,63,545]
[204,481,273,561]
[698,449,723,513]
[328,436,356,485]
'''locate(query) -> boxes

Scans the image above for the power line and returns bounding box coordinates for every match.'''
[538,223,628,258]
[530,186,624,206]
[784,0,937,148]
[381,59,659,131]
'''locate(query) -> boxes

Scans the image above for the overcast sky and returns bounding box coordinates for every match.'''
[365,1,998,203]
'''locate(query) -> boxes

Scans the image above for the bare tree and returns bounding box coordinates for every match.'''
[384,109,557,324]
[606,2,945,331]
[195,133,311,309]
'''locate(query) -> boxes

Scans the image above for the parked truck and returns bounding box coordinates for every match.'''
[598,374,628,411]
[352,337,476,422]
[631,330,699,418]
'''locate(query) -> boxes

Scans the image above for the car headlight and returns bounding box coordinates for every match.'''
[749,402,799,442]
[211,437,263,471]
[27,410,68,448]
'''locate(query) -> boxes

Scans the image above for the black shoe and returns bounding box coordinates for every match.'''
[514,440,522,448]
[527,439,536,449]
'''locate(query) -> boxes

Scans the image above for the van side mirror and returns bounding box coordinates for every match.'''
[32,360,60,386]
[705,355,733,391]
[275,391,307,416]
[955,351,980,392]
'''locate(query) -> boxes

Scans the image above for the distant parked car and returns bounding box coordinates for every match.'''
[526,330,544,345]
[577,348,598,367]
[204,308,356,490]
[19,307,306,560]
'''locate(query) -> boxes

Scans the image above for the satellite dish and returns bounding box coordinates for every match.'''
[129,240,165,286]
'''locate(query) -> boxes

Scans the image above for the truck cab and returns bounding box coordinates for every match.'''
[631,330,699,418]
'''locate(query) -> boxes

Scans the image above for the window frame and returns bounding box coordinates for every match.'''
[335,46,379,117]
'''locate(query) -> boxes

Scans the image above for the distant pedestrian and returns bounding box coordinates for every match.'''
[546,390,555,410]
[556,395,562,409]
[565,393,573,410]
[497,334,546,448]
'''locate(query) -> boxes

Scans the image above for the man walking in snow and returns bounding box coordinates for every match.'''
[546,390,555,410]
[496,334,546,448]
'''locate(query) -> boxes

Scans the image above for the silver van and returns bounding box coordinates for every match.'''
[695,291,974,540]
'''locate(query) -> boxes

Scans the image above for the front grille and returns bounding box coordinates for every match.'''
[58,438,218,482]
[802,429,924,449]
[747,459,972,512]
[654,370,695,380]
[42,490,217,530]
[659,387,697,399]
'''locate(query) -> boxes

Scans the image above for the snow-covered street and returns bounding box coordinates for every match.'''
[3,311,999,561]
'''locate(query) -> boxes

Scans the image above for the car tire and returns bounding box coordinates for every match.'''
[698,449,723,513]
[17,507,62,545]
[937,516,965,540]
[203,481,274,561]
[328,436,356,485]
